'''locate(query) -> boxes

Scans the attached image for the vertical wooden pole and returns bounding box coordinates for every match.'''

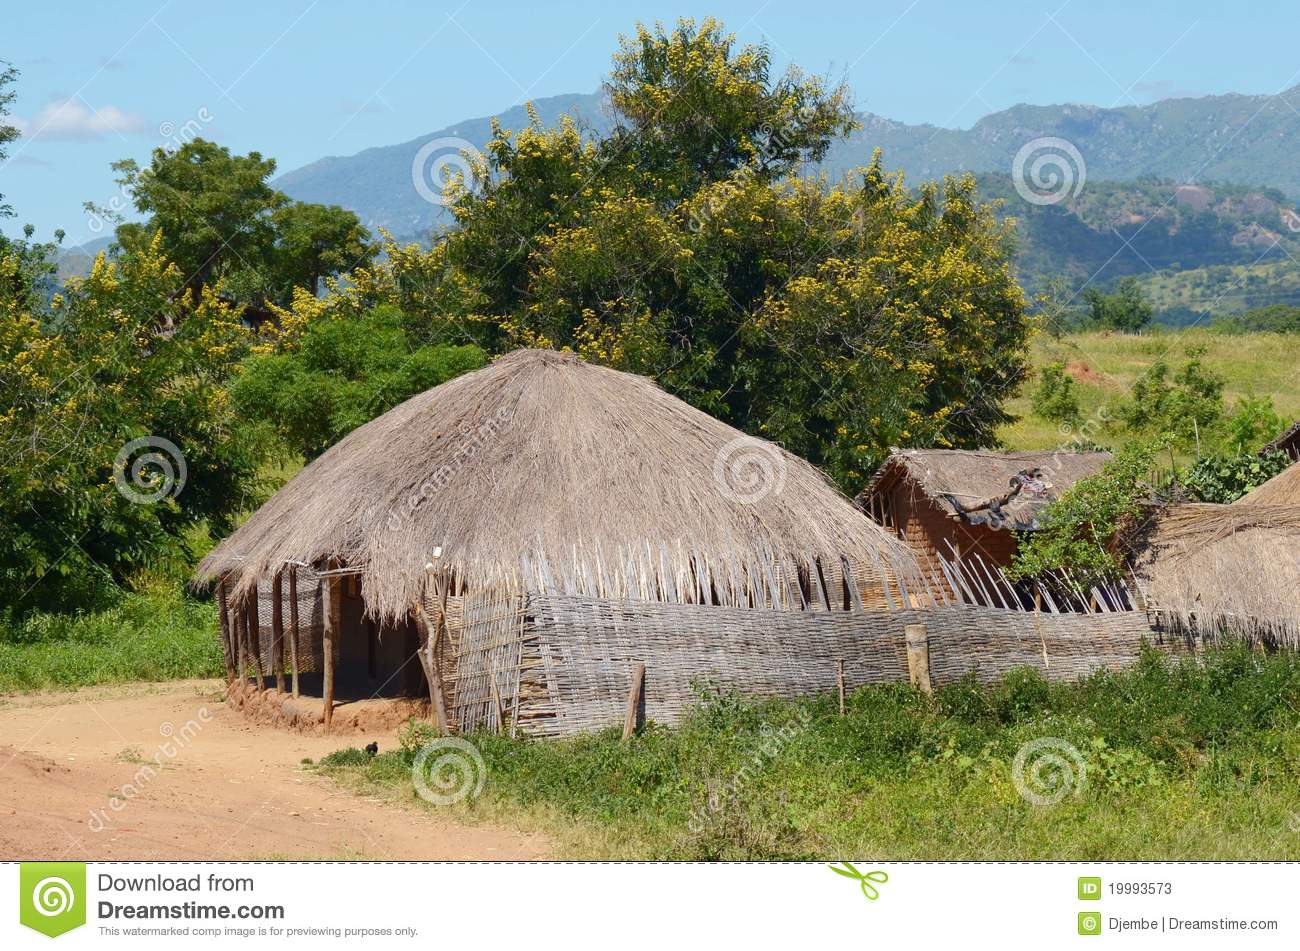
[412,600,449,734]
[246,581,265,691]
[323,575,338,733]
[271,571,285,694]
[233,598,246,685]
[217,579,234,684]
[904,623,932,695]
[837,659,846,717]
[287,566,301,699]
[622,662,646,741]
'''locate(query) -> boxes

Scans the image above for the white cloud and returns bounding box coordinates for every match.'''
[13,98,147,142]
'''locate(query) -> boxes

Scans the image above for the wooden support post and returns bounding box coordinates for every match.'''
[241,589,263,691]
[271,571,285,694]
[489,669,505,735]
[904,623,932,695]
[412,598,450,734]
[287,566,301,699]
[622,662,646,741]
[233,599,246,685]
[837,659,846,717]
[323,575,339,733]
[217,579,234,684]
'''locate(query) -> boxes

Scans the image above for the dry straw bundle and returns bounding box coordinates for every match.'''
[1133,502,1300,644]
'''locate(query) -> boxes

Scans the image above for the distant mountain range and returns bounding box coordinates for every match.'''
[276,85,1300,243]
[62,85,1300,322]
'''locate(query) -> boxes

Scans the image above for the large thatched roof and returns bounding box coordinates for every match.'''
[1130,503,1300,644]
[198,349,917,618]
[858,448,1113,531]
[1237,460,1300,505]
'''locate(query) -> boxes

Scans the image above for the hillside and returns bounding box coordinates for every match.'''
[998,328,1300,452]
[276,85,1300,243]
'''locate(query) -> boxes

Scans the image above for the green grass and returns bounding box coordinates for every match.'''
[0,583,222,692]
[315,647,1300,860]
[999,327,1300,452]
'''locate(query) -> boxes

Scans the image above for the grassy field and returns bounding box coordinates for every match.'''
[998,328,1300,452]
[314,647,1300,860]
[0,583,221,692]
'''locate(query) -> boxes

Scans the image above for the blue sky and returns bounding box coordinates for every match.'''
[4,0,1299,244]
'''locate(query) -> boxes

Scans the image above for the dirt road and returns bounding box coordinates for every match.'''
[0,680,550,860]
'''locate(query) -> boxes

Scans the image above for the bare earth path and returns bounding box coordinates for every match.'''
[0,680,550,860]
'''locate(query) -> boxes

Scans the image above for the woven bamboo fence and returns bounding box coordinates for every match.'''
[443,591,1175,737]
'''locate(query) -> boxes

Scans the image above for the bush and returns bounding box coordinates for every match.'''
[1030,361,1082,425]
[1183,449,1290,502]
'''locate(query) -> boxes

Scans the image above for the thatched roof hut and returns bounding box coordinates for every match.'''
[1130,503,1300,645]
[1237,458,1300,506]
[200,348,914,614]
[199,349,924,735]
[857,449,1112,590]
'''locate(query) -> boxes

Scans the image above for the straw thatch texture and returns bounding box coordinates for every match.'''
[859,448,1112,530]
[449,592,1167,737]
[1131,503,1300,644]
[198,349,918,618]
[1236,460,1300,505]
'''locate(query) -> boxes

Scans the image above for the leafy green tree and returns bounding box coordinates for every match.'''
[389,18,1026,490]
[101,140,373,307]
[1,236,264,612]
[604,17,856,196]
[1009,443,1156,585]
[107,140,285,296]
[1119,347,1224,451]
[232,306,486,459]
[269,201,374,299]
[1222,393,1284,453]
[1031,361,1082,426]
[1083,276,1153,332]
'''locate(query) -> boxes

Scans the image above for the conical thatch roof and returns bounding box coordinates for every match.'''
[1236,460,1300,505]
[1131,503,1300,644]
[198,349,917,618]
[859,448,1112,531]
